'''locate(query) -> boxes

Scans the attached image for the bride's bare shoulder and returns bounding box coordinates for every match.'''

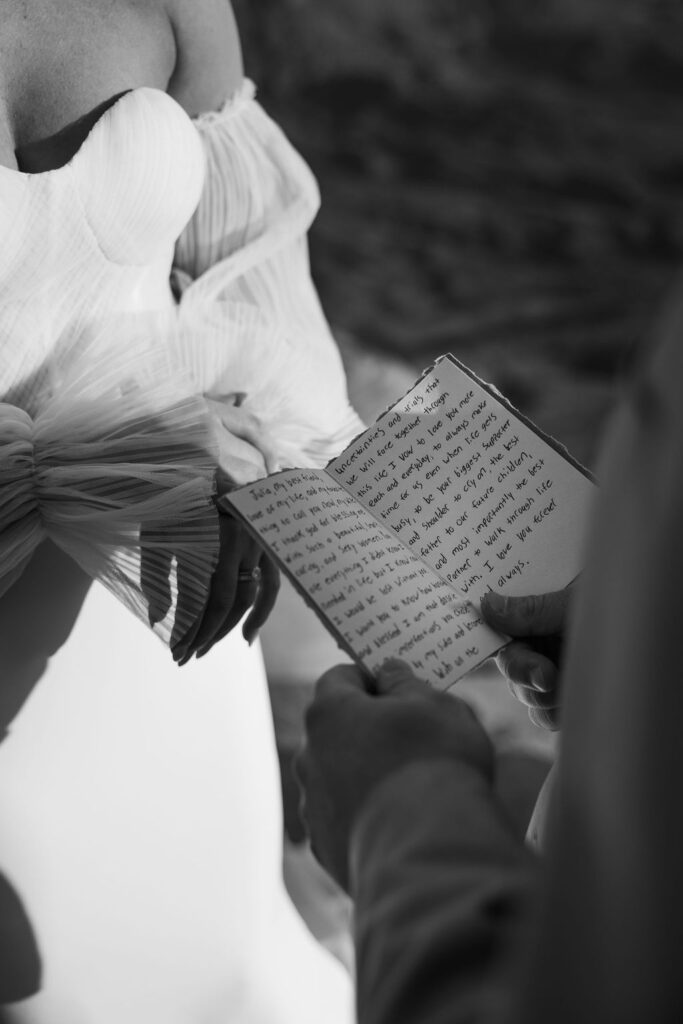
[163,0,244,115]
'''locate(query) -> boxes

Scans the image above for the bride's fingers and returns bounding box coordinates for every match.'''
[208,400,282,476]
[177,553,241,665]
[199,552,279,656]
[171,555,208,654]
[172,510,238,658]
[242,556,280,645]
[196,544,269,656]
[197,582,257,657]
[140,533,173,627]
[173,513,273,664]
[215,430,268,482]
[172,532,232,663]
[177,518,263,663]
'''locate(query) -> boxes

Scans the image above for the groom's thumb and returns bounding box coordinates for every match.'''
[375,658,426,696]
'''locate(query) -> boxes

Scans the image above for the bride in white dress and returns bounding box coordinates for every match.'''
[0,2,359,1021]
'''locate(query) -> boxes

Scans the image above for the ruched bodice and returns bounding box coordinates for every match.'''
[0,87,202,435]
[0,79,343,415]
[1,87,204,336]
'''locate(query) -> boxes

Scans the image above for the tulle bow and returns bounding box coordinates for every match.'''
[0,321,219,645]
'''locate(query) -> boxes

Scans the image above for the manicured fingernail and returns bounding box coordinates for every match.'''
[149,607,167,628]
[530,667,547,692]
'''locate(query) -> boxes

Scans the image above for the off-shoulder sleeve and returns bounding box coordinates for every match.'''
[0,314,220,646]
[172,81,364,477]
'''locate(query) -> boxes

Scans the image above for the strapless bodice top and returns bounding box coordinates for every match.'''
[0,80,324,406]
[1,88,202,328]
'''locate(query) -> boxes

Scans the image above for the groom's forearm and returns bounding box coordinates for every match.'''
[350,759,539,1024]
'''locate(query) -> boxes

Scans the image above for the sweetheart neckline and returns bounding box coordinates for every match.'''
[14,90,133,175]
[1,88,159,180]
[0,87,190,181]
[0,79,252,181]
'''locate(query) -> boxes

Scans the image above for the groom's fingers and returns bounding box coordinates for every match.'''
[314,664,370,703]
[481,588,569,638]
[373,658,427,696]
[496,644,559,693]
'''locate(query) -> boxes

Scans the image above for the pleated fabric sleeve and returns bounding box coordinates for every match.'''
[172,80,364,482]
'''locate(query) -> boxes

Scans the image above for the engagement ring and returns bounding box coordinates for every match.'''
[238,567,262,584]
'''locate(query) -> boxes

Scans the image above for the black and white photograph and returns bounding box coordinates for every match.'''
[1,2,681,1022]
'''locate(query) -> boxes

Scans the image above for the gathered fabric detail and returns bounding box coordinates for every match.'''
[0,320,220,646]
[175,81,321,298]
[173,80,364,479]
[192,77,258,128]
[0,405,42,591]
[0,297,360,645]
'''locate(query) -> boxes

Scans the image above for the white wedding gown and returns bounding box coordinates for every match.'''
[0,81,358,1023]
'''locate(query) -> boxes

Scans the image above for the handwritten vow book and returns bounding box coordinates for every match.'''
[227,356,595,689]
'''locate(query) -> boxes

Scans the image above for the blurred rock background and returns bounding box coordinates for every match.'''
[235,0,683,466]
[232,0,683,958]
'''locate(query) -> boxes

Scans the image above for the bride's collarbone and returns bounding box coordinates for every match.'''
[0,0,175,156]
[0,1,244,168]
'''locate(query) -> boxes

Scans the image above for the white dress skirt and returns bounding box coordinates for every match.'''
[0,80,359,1022]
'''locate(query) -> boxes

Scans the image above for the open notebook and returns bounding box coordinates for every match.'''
[227,355,595,689]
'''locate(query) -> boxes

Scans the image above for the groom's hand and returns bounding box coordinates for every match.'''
[481,588,571,730]
[296,660,493,891]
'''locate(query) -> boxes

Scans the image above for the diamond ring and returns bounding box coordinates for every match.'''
[237,567,262,584]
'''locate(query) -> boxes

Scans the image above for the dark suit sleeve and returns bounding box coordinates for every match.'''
[505,297,683,1024]
[349,298,683,1024]
[350,759,539,1024]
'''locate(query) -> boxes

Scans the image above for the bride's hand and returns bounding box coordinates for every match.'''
[141,400,282,662]
[206,394,283,482]
[171,509,280,665]
[141,507,280,663]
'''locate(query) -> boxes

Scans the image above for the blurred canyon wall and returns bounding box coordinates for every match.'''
[233,0,683,465]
